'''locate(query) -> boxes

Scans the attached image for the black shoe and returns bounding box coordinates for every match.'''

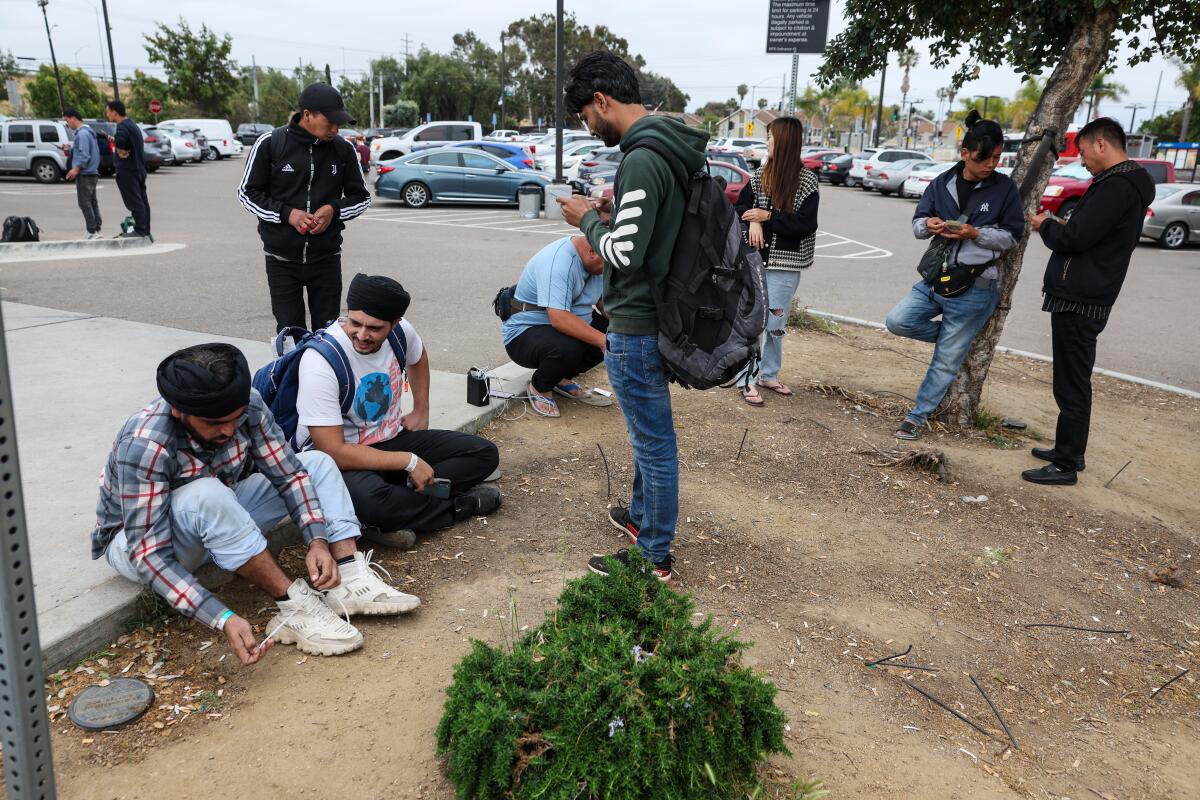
[360,526,416,550]
[587,548,672,582]
[1021,463,1078,485]
[894,419,921,440]
[1031,447,1085,472]
[452,484,502,520]
[608,506,639,544]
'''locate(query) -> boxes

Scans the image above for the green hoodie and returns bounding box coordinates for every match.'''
[580,115,709,334]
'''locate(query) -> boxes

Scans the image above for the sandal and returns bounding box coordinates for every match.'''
[528,385,560,418]
[757,380,793,396]
[740,386,765,407]
[552,382,613,407]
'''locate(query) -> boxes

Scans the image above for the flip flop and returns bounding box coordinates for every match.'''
[740,386,765,407]
[553,382,613,407]
[528,385,560,417]
[757,381,793,396]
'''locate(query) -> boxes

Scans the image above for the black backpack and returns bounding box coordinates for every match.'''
[1,216,40,243]
[618,140,767,390]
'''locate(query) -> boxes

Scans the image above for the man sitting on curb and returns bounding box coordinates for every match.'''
[297,274,501,548]
[501,236,614,417]
[93,343,420,665]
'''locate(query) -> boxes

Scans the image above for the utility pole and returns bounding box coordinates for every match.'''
[787,53,799,116]
[401,33,412,74]
[499,31,507,129]
[1150,71,1163,120]
[378,72,384,127]
[368,67,375,129]
[251,55,260,122]
[554,0,564,182]
[100,0,118,100]
[873,63,886,147]
[1124,103,1145,133]
[37,0,66,115]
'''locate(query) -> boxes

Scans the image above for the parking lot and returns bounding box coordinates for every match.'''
[1,156,1197,390]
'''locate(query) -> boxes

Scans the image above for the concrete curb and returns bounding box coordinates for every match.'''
[41,361,534,671]
[0,236,153,260]
[805,309,1200,401]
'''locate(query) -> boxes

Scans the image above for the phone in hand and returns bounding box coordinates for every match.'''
[420,478,452,499]
[943,220,964,232]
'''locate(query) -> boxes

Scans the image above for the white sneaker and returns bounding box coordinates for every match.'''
[326,551,421,616]
[86,232,103,240]
[268,579,363,656]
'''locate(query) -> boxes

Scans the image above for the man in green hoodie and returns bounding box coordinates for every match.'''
[558,51,709,582]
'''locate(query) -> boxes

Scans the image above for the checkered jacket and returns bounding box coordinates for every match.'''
[91,390,329,629]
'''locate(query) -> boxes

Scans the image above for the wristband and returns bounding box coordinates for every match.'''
[405,452,419,473]
[216,609,234,630]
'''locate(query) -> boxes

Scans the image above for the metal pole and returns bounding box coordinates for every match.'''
[499,32,506,130]
[787,53,799,116]
[873,63,886,148]
[1150,71,1162,120]
[368,67,374,129]
[100,0,118,100]
[0,301,58,800]
[251,55,260,123]
[378,72,384,127]
[554,0,564,183]
[37,0,65,116]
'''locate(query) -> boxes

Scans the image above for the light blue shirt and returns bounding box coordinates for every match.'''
[70,124,100,175]
[501,238,603,346]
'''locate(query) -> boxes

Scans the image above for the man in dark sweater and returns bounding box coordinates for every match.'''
[106,100,151,239]
[1024,118,1155,486]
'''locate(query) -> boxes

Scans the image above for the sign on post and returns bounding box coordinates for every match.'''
[765,0,832,54]
[148,99,162,114]
[746,121,755,136]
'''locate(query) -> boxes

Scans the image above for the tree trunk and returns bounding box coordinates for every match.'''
[1181,98,1193,141]
[936,5,1119,427]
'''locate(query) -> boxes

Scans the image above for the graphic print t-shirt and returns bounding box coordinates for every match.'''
[294,320,424,447]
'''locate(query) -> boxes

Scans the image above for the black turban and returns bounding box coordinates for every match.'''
[346,273,411,321]
[156,343,251,418]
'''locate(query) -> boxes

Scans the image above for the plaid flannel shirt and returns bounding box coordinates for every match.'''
[91,390,329,629]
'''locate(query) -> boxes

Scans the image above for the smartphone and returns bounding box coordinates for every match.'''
[420,478,452,499]
[943,220,964,231]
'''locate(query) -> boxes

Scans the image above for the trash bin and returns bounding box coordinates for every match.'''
[543,183,574,221]
[518,185,542,219]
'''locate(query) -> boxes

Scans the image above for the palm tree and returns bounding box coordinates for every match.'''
[1007,77,1045,129]
[737,83,748,109]
[1081,70,1126,121]
[1173,58,1200,140]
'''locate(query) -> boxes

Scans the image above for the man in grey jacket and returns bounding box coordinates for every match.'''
[63,109,102,239]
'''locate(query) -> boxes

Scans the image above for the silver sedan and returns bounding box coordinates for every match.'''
[1141,183,1200,249]
[864,159,936,196]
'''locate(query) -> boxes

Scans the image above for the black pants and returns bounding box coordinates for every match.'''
[75,174,101,233]
[341,428,499,532]
[1050,311,1108,470]
[504,312,608,393]
[264,252,343,332]
[114,170,150,235]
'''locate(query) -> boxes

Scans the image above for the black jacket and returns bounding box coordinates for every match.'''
[237,113,370,262]
[1040,161,1155,307]
[733,177,820,262]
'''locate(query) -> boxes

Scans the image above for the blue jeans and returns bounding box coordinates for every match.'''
[106,450,360,582]
[736,268,802,385]
[604,332,678,563]
[885,279,999,426]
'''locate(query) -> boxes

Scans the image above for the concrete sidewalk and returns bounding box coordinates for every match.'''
[2,301,531,670]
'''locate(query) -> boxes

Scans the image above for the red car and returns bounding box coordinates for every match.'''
[801,150,841,171]
[1039,158,1176,220]
[591,160,750,205]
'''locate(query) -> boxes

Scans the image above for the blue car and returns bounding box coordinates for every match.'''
[375,147,550,208]
[452,141,536,169]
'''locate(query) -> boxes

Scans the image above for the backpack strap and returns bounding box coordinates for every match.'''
[387,324,409,379]
[303,330,356,415]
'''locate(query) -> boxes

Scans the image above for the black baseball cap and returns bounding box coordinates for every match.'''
[298,83,355,126]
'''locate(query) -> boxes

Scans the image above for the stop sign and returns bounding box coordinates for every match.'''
[149,99,162,114]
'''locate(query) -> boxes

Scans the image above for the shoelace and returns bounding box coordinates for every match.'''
[360,549,394,583]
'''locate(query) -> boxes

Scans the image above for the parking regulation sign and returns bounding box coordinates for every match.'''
[766,0,832,54]
[148,99,162,114]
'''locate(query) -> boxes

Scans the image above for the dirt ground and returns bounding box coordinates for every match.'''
[46,319,1199,799]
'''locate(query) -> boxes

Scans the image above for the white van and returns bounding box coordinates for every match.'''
[371,120,483,162]
[157,118,243,160]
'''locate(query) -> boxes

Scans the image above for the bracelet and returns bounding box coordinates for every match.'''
[216,609,234,630]
[405,452,419,472]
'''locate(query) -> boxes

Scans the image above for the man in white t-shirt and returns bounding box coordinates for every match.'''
[296,273,501,548]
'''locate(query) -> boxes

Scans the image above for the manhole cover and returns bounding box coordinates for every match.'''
[68,678,154,730]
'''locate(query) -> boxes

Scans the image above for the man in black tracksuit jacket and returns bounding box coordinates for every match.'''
[238,83,371,332]
[1024,118,1155,486]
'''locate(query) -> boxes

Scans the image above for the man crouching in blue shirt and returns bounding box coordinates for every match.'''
[501,236,614,418]
[885,111,1025,440]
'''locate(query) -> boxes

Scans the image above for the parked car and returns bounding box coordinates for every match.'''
[159,118,241,160]
[371,120,483,161]
[589,160,751,206]
[1141,183,1200,249]
[362,127,396,143]
[708,151,751,172]
[743,141,768,166]
[0,118,73,182]
[236,122,274,146]
[900,161,955,198]
[801,150,842,171]
[451,141,536,169]
[854,148,927,191]
[844,149,878,188]
[140,125,174,166]
[864,158,936,196]
[484,129,521,141]
[574,147,626,188]
[374,147,550,207]
[820,153,854,184]
[84,119,117,176]
[536,138,604,175]
[526,129,595,157]
[1039,159,1176,220]
[155,126,203,163]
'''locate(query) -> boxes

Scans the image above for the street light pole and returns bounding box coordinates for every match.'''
[1124,103,1145,133]
[873,63,886,148]
[499,31,506,130]
[554,0,564,183]
[100,0,118,100]
[37,0,66,115]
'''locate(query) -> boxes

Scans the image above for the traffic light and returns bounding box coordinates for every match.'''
[892,107,900,121]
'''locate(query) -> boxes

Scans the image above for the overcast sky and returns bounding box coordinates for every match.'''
[2,0,1189,126]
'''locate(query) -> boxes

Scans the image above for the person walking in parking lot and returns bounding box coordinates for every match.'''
[238,83,371,334]
[107,100,151,239]
[1022,118,1154,486]
[62,108,102,239]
